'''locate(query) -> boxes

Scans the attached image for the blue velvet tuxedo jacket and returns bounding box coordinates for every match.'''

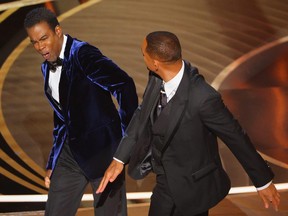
[41,34,138,179]
[114,61,274,215]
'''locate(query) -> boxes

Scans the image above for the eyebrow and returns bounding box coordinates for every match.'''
[30,34,47,43]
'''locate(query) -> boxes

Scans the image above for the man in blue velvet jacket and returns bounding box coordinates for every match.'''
[24,7,138,216]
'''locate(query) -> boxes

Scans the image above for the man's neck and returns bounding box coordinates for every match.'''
[159,59,183,82]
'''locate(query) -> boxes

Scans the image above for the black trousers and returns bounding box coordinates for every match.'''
[149,174,208,216]
[45,142,127,216]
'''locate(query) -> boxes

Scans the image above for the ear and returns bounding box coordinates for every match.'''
[55,25,62,37]
[153,59,160,71]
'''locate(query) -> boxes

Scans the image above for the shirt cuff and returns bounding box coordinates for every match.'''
[113,157,124,164]
[256,180,272,191]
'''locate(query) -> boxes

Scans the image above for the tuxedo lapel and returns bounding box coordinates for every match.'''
[43,63,64,120]
[58,67,69,112]
[141,75,162,124]
[58,35,73,114]
[162,66,190,152]
[43,63,50,97]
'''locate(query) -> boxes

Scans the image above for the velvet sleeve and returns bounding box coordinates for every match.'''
[77,44,138,132]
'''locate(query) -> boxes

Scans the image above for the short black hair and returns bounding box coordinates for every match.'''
[146,31,182,62]
[24,7,59,30]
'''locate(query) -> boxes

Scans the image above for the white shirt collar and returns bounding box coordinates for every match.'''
[59,35,67,59]
[163,60,185,101]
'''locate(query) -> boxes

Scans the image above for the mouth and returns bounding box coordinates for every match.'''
[42,52,50,61]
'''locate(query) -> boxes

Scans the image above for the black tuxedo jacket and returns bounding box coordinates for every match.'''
[114,61,273,215]
[42,35,138,179]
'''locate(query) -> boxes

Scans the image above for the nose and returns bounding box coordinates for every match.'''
[38,40,45,50]
[34,40,45,52]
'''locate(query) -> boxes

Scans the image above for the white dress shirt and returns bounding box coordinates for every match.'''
[163,61,184,102]
[48,35,67,103]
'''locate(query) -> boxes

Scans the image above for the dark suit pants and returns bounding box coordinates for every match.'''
[149,174,208,216]
[45,143,127,216]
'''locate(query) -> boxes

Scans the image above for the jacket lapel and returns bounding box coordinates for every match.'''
[43,63,64,118]
[141,73,162,124]
[58,35,73,113]
[162,62,191,151]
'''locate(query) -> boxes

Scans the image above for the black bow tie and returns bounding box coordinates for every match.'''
[48,57,63,72]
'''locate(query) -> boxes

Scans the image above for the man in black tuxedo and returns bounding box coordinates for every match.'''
[24,7,138,216]
[97,31,280,216]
